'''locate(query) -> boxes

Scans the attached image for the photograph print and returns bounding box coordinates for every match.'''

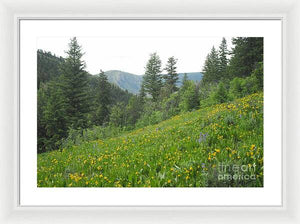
[37,31,263,188]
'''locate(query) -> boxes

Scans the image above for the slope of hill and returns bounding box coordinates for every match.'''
[37,50,65,89]
[37,92,263,187]
[104,70,203,94]
[177,72,203,84]
[105,70,143,95]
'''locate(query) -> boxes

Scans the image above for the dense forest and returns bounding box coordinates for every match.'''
[37,37,263,154]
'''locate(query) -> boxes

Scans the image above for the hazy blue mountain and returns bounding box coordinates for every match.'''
[105,70,143,94]
[104,70,203,94]
[177,72,203,85]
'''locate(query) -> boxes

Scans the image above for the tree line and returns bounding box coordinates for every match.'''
[37,37,263,153]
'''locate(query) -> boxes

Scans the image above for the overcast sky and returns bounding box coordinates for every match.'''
[38,36,232,75]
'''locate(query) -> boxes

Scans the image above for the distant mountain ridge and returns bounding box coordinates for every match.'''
[104,70,203,94]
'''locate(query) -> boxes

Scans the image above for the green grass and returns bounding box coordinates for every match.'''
[37,92,263,187]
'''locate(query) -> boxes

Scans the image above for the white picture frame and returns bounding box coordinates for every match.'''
[0,0,298,223]
[20,19,282,207]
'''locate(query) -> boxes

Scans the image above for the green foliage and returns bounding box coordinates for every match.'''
[37,83,49,152]
[92,70,111,126]
[229,73,262,100]
[37,40,133,153]
[218,37,229,79]
[37,34,265,187]
[135,100,163,128]
[182,73,188,86]
[251,62,263,90]
[142,52,163,101]
[109,102,126,127]
[37,36,264,160]
[125,96,144,127]
[109,84,132,105]
[161,92,181,120]
[229,77,245,99]
[228,37,263,79]
[163,56,179,94]
[60,37,90,130]
[139,84,146,102]
[37,50,64,89]
[38,80,68,152]
[136,110,164,128]
[179,80,199,112]
[61,125,125,150]
[38,93,264,187]
[202,46,220,84]
[212,81,228,104]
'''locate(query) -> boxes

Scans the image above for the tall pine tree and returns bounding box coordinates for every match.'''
[218,37,229,80]
[38,79,68,152]
[141,52,162,102]
[182,73,188,86]
[202,46,220,84]
[164,56,179,94]
[60,37,90,130]
[228,37,263,79]
[94,70,111,125]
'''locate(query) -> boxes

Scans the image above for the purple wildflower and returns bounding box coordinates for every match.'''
[197,132,208,143]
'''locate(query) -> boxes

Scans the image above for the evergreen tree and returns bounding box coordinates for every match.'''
[37,83,48,152]
[182,73,189,87]
[109,102,125,127]
[179,80,199,112]
[228,37,263,79]
[142,53,163,101]
[94,70,111,126]
[213,81,228,104]
[218,37,229,79]
[202,46,220,84]
[164,56,179,94]
[139,83,146,102]
[251,62,263,90]
[42,80,68,151]
[125,95,143,126]
[60,37,90,130]
[37,50,64,89]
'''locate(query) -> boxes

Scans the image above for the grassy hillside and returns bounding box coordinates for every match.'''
[37,92,263,187]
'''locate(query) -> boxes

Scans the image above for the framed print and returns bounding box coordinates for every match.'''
[1,0,300,223]
[19,19,281,206]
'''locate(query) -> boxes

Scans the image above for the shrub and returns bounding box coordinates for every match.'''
[161,92,180,120]
[179,81,199,112]
[135,111,164,128]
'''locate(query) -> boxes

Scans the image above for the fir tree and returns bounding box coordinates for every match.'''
[142,52,162,102]
[218,37,229,80]
[179,80,199,112]
[228,37,263,79]
[60,37,90,130]
[202,46,220,84]
[139,83,146,101]
[94,70,111,125]
[37,83,48,152]
[109,102,125,127]
[182,73,188,87]
[125,95,143,126]
[213,81,228,103]
[42,80,68,151]
[164,56,179,94]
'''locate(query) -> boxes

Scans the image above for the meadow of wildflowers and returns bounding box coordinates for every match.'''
[37,92,263,187]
